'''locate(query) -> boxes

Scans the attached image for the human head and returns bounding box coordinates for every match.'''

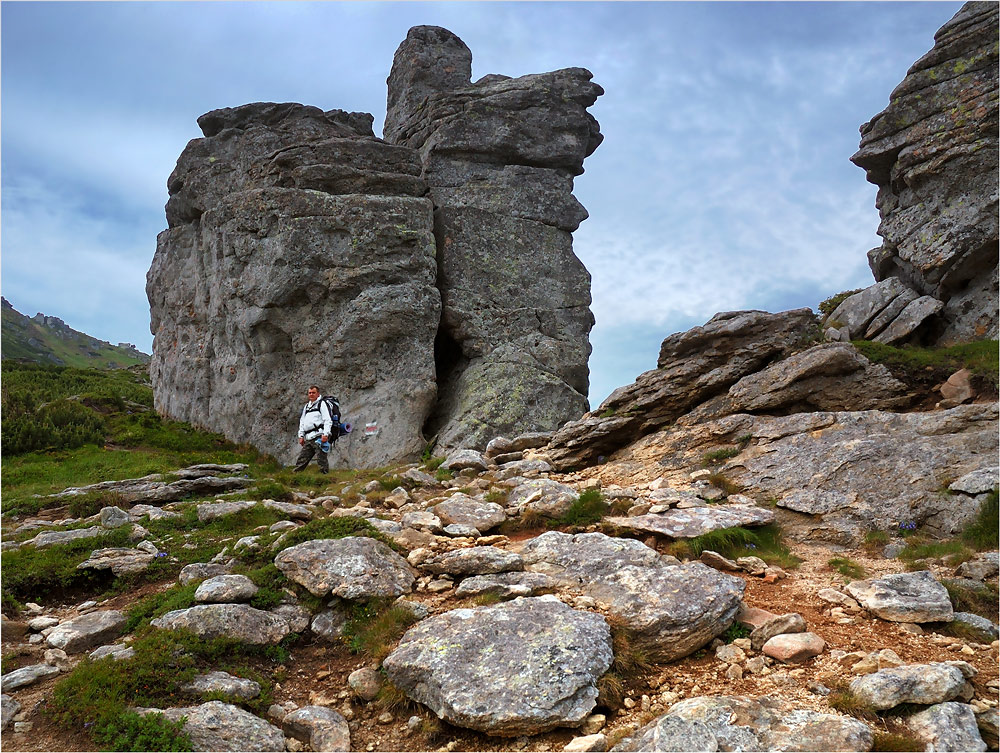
[307,385,320,401]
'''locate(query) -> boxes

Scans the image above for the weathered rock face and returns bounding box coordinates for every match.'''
[385,26,602,451]
[545,309,820,470]
[148,28,601,467]
[850,2,999,344]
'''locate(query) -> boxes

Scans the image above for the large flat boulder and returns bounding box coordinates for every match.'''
[908,702,987,752]
[849,662,973,710]
[45,610,126,654]
[383,595,612,736]
[273,537,414,599]
[137,701,285,752]
[606,505,774,540]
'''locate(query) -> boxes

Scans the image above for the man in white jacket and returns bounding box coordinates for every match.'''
[294,385,333,473]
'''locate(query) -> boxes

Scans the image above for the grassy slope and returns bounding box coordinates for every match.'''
[1,298,149,369]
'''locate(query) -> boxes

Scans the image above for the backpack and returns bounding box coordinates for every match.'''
[319,396,351,441]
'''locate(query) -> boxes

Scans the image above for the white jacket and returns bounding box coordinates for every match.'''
[298,397,333,440]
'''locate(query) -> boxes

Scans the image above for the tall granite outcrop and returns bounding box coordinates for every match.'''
[385,26,603,450]
[847,1,998,344]
[147,29,601,467]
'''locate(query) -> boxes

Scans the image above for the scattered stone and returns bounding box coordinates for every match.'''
[129,504,183,522]
[508,479,579,518]
[1,663,61,692]
[27,526,104,549]
[90,643,135,661]
[816,589,861,610]
[849,662,972,710]
[581,714,607,736]
[137,701,285,751]
[441,450,489,473]
[908,702,987,752]
[46,610,126,654]
[762,632,825,663]
[846,570,954,623]
[197,500,257,523]
[263,500,315,520]
[274,537,415,599]
[432,495,506,532]
[400,511,444,533]
[949,468,998,496]
[956,552,1000,582]
[194,574,259,603]
[178,562,230,586]
[750,613,807,652]
[151,604,291,645]
[1,695,20,732]
[384,596,613,736]
[283,706,352,752]
[736,556,767,576]
[977,709,999,750]
[699,551,740,572]
[28,616,60,631]
[180,671,261,700]
[348,667,382,701]
[564,734,607,752]
[422,546,523,576]
[100,506,131,528]
[311,609,348,642]
[715,644,746,664]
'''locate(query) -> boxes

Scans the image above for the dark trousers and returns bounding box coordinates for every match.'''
[294,440,329,472]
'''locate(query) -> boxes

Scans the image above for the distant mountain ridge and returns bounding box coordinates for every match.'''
[1,297,150,369]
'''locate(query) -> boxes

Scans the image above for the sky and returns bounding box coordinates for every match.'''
[1,1,964,406]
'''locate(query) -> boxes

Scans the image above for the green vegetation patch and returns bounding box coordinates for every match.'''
[92,710,192,752]
[343,599,419,663]
[852,339,999,387]
[668,524,801,569]
[962,489,999,550]
[271,516,397,554]
[125,584,199,633]
[942,579,999,622]
[898,537,975,569]
[828,557,866,581]
[818,289,865,317]
[550,489,608,528]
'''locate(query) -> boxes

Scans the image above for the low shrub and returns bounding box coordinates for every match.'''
[550,489,608,528]
[721,622,751,643]
[343,600,419,663]
[942,579,999,622]
[898,538,974,569]
[826,685,878,722]
[871,729,927,752]
[423,456,446,472]
[92,710,192,752]
[669,524,801,569]
[378,476,404,492]
[484,488,508,505]
[249,479,293,502]
[862,530,890,555]
[125,584,199,633]
[701,446,741,467]
[819,289,865,317]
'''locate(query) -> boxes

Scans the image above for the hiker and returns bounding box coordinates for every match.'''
[294,384,334,474]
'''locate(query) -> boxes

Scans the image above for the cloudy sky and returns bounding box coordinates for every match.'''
[2,1,962,405]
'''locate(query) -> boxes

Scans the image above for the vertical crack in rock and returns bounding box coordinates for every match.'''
[148,26,602,466]
[385,25,603,452]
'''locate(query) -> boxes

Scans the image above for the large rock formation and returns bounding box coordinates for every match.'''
[147,28,601,467]
[845,1,998,344]
[385,26,602,450]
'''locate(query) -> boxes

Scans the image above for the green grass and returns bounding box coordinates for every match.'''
[862,530,891,555]
[827,686,878,722]
[942,579,999,622]
[962,489,999,550]
[828,557,866,581]
[343,600,419,662]
[269,516,398,554]
[125,584,199,633]
[704,472,743,497]
[668,524,802,569]
[871,730,928,752]
[897,538,975,569]
[721,622,751,643]
[852,339,999,387]
[1,527,132,603]
[549,489,608,528]
[701,446,741,467]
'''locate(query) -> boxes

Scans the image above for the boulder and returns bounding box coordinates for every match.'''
[348,667,382,701]
[441,450,489,472]
[955,552,1000,581]
[522,532,743,661]
[846,571,954,623]
[197,500,257,523]
[77,548,155,576]
[273,537,415,599]
[194,574,259,604]
[422,546,523,576]
[180,671,261,700]
[48,475,251,505]
[45,610,126,654]
[606,505,774,539]
[849,663,971,710]
[282,706,351,752]
[28,526,104,549]
[851,3,999,344]
[432,495,506,531]
[311,609,348,642]
[826,278,917,339]
[950,468,999,495]
[90,644,135,661]
[137,701,285,752]
[150,604,291,645]
[977,709,999,750]
[383,596,612,736]
[99,506,131,529]
[908,702,987,752]
[262,500,315,520]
